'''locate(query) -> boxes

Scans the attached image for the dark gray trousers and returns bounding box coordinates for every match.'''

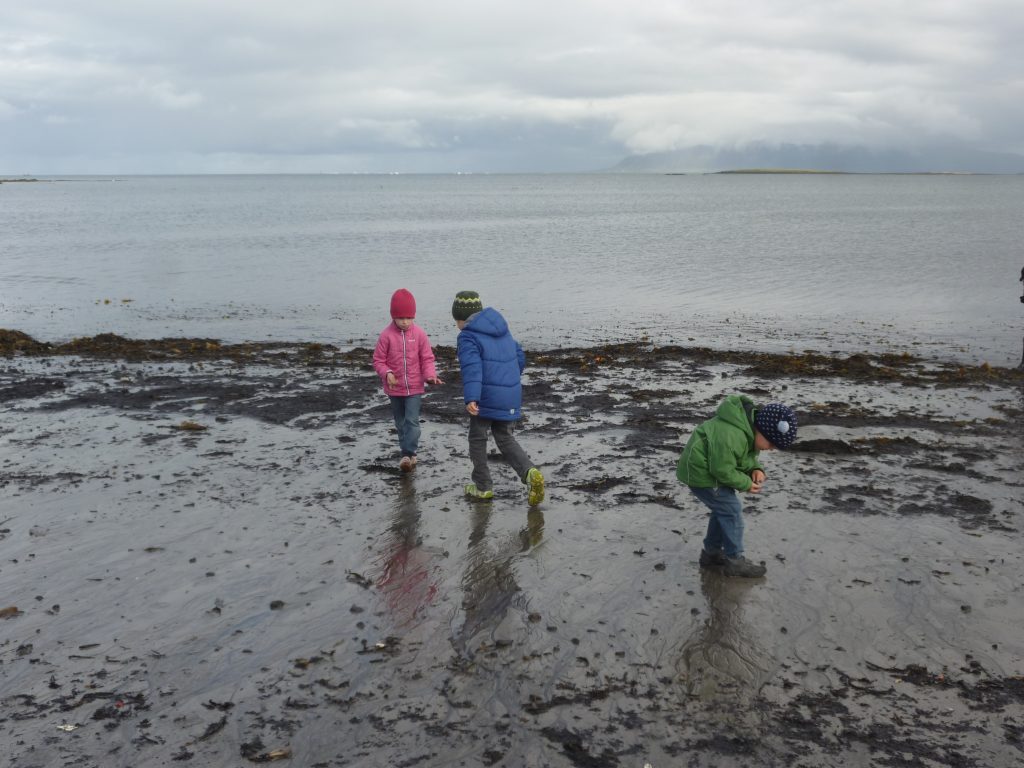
[468,416,533,492]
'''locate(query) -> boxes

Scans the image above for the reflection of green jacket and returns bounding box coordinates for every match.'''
[676,395,764,491]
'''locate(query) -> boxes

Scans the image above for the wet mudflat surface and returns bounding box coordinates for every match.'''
[2,331,1023,767]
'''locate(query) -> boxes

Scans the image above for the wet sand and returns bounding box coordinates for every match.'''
[2,331,1023,767]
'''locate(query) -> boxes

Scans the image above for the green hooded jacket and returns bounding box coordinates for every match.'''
[676,395,764,491]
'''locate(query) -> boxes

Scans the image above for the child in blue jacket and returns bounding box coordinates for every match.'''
[452,291,545,505]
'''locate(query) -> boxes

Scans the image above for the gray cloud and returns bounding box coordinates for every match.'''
[2,1,1022,173]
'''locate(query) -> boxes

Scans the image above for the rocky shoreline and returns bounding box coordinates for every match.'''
[2,330,1022,767]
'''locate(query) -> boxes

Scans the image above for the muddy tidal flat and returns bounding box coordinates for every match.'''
[2,330,1023,768]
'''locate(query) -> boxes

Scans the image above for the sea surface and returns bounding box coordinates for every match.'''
[2,173,1022,364]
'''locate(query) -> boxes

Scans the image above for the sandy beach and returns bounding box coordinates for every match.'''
[2,330,1023,767]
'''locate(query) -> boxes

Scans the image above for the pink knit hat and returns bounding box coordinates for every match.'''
[390,288,416,319]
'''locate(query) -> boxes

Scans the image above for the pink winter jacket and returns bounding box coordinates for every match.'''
[372,322,438,397]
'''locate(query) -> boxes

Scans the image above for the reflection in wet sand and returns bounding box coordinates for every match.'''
[451,506,545,656]
[372,475,441,629]
[3,338,1022,766]
[677,570,776,702]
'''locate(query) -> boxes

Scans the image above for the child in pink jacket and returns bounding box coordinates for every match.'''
[373,289,443,471]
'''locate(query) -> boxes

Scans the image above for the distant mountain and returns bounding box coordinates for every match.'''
[607,142,1024,174]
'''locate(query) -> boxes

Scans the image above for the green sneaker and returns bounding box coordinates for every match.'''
[525,467,545,506]
[464,484,494,500]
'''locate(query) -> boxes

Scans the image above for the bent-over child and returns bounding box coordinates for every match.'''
[676,396,797,578]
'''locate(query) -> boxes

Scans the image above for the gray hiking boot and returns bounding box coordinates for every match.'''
[722,556,767,578]
[699,549,727,568]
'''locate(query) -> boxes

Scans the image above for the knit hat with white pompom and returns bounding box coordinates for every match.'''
[754,403,798,449]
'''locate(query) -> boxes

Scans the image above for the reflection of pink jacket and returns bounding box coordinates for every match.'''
[372,322,438,397]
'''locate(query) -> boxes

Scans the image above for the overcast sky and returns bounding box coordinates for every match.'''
[2,1,1023,174]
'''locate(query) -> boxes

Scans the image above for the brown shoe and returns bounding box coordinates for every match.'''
[399,456,413,472]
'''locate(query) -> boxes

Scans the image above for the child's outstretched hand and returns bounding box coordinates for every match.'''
[426,376,444,386]
[749,469,766,494]
[466,401,479,416]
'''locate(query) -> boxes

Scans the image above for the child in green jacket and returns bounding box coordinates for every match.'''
[676,396,797,578]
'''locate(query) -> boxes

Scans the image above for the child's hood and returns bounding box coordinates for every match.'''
[464,307,509,338]
[714,395,755,439]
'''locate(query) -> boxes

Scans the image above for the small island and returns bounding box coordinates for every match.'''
[708,169,981,175]
[665,169,849,175]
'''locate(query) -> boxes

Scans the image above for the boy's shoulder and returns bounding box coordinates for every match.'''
[702,412,747,438]
[471,308,515,339]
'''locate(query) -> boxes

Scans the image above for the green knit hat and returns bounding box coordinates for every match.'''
[452,290,483,321]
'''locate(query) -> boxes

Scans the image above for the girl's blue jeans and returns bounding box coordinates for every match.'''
[689,485,744,558]
[389,395,422,457]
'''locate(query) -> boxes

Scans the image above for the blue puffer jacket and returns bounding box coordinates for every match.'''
[457,307,526,421]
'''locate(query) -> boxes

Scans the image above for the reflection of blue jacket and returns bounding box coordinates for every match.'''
[456,308,525,421]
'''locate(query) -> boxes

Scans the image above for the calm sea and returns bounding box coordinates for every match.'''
[1,174,1022,364]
